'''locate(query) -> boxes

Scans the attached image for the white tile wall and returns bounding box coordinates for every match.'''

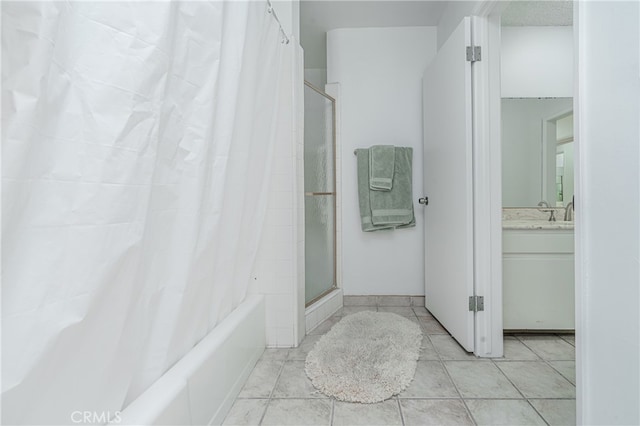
[250,44,305,349]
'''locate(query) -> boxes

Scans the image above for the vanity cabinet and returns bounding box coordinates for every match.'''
[502,228,575,331]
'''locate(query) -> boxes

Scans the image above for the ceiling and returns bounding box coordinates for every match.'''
[502,1,573,27]
[300,0,573,70]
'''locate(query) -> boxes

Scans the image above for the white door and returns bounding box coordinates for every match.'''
[422,17,475,352]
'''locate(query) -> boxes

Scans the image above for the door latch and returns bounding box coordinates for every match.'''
[418,197,429,205]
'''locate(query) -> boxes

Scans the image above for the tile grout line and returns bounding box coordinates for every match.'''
[329,398,335,426]
[490,358,529,400]
[266,397,333,400]
[393,305,432,426]
[543,360,577,386]
[514,334,576,361]
[525,398,552,426]
[460,396,573,400]
[424,334,444,362]
[439,356,477,425]
[556,332,576,347]
[513,336,577,387]
[421,298,477,426]
[442,359,532,425]
[396,397,406,426]
[255,401,269,426]
[491,357,566,426]
[257,359,287,425]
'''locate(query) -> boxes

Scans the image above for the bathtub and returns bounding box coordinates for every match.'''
[115,295,265,425]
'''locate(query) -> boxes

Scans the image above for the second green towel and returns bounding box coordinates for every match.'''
[356,147,415,232]
[369,145,395,191]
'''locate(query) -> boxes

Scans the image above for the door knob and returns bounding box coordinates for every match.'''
[418,197,429,205]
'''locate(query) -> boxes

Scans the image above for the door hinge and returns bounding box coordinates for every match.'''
[466,46,482,62]
[469,295,484,312]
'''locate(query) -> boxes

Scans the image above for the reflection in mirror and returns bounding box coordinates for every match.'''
[501,98,573,207]
[555,114,574,207]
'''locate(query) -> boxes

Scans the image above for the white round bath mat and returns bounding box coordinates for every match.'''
[304,311,422,403]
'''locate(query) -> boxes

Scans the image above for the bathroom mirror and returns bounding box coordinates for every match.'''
[501,98,574,207]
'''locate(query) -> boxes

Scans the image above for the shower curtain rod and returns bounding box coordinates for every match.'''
[266,0,290,44]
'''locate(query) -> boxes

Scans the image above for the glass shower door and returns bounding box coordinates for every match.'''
[304,81,336,305]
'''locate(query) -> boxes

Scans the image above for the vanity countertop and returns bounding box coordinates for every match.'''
[503,220,574,230]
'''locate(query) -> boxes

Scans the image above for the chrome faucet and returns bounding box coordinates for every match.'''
[537,200,556,222]
[564,196,575,221]
[564,202,574,221]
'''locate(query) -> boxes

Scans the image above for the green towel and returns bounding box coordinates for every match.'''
[369,145,395,191]
[356,147,415,232]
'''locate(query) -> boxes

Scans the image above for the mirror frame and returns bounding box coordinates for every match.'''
[542,108,574,205]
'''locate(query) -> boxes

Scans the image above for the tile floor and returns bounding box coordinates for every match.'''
[223,306,576,426]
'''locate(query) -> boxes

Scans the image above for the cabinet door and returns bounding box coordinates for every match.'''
[503,230,575,330]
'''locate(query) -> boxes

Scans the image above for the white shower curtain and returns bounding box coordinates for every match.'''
[1,1,293,424]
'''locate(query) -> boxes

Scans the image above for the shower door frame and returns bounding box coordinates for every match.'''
[304,80,338,307]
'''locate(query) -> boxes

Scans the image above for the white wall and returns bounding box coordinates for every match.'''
[575,1,639,424]
[556,114,573,141]
[501,26,573,98]
[436,1,482,49]
[556,141,574,207]
[304,68,327,89]
[556,114,575,207]
[327,26,437,296]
